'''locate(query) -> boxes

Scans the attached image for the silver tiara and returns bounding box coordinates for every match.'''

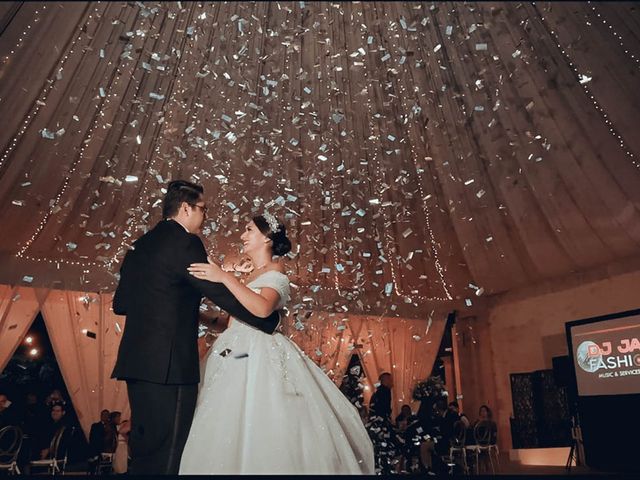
[262,211,280,233]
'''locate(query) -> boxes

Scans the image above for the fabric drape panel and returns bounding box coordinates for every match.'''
[350,315,448,416]
[3,283,445,429]
[283,312,447,417]
[283,312,355,383]
[0,285,43,371]
[2,3,639,318]
[40,290,129,438]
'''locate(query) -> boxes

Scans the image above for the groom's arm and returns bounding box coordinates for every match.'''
[181,235,280,334]
[112,249,135,315]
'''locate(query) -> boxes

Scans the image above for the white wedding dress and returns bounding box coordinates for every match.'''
[179,270,375,474]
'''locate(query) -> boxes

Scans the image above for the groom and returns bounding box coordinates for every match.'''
[111,180,280,474]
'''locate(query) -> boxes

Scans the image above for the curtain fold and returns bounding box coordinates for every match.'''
[352,315,448,417]
[4,283,445,434]
[283,312,448,418]
[283,312,355,383]
[0,285,44,371]
[40,290,129,438]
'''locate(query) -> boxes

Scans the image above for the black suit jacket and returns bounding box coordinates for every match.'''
[111,219,279,384]
[369,385,392,419]
[88,421,106,456]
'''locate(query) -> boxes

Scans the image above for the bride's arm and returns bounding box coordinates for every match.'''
[188,261,280,317]
[222,275,281,317]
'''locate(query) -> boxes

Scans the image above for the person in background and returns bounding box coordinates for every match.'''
[107,411,122,453]
[16,392,46,468]
[36,402,69,460]
[443,401,462,444]
[44,389,65,408]
[395,404,414,432]
[474,405,498,444]
[89,410,111,457]
[0,392,18,428]
[88,409,111,472]
[369,372,393,420]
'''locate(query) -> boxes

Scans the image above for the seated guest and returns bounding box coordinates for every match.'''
[473,405,498,445]
[36,402,69,460]
[395,404,414,431]
[0,392,18,428]
[414,399,448,474]
[17,392,47,466]
[89,409,111,457]
[21,392,47,434]
[443,401,461,444]
[44,389,66,408]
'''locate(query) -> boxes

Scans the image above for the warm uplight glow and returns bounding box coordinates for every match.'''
[29,348,39,356]
[25,336,33,344]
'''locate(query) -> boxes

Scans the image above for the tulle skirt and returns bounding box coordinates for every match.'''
[179,319,375,474]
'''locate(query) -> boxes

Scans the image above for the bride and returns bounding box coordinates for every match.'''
[179,213,375,474]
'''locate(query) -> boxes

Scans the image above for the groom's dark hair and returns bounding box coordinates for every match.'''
[162,180,204,218]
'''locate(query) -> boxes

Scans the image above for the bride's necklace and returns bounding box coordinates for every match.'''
[242,261,271,284]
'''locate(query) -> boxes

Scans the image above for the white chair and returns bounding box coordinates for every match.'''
[97,452,114,474]
[0,426,23,475]
[465,421,495,474]
[29,426,72,475]
[448,420,469,474]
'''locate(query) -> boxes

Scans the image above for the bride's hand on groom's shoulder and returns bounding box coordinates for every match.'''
[188,258,227,283]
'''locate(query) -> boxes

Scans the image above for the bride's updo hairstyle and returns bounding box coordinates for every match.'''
[253,214,292,257]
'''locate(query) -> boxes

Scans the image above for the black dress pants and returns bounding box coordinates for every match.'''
[126,380,198,475]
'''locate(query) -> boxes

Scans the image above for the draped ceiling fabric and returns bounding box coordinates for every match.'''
[0,1,637,321]
[1,0,640,428]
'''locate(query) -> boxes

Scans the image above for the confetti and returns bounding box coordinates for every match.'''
[578,74,592,84]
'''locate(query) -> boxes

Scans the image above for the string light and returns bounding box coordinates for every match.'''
[201,3,233,259]
[0,4,103,171]
[321,4,345,295]
[107,2,207,270]
[587,2,639,69]
[534,3,639,170]
[11,3,459,309]
[1,5,46,65]
[17,3,135,266]
[360,3,452,303]
[388,9,452,301]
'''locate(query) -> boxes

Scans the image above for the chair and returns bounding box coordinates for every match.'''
[465,420,495,474]
[29,426,72,475]
[447,420,469,474]
[0,426,24,475]
[96,452,114,474]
